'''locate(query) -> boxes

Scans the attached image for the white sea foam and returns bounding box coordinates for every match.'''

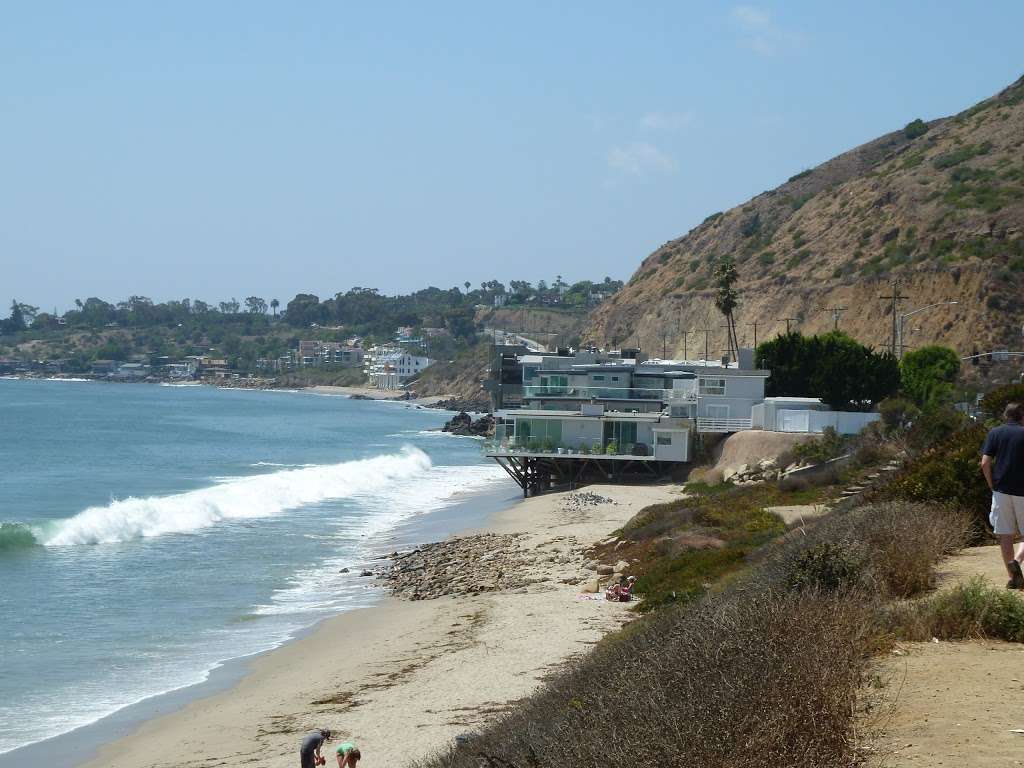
[42,447,434,546]
[253,462,508,616]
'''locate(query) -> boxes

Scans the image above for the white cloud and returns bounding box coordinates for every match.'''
[729,5,803,56]
[607,142,677,176]
[639,111,694,132]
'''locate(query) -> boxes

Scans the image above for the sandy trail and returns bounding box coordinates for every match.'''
[868,545,1024,767]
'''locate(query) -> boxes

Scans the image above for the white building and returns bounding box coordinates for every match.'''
[364,345,433,390]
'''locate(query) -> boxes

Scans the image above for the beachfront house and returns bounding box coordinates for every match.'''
[485,349,770,495]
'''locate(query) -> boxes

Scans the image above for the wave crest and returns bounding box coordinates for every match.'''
[0,523,39,551]
[42,447,433,547]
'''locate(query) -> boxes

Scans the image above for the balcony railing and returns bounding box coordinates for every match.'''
[522,385,697,402]
[695,417,754,433]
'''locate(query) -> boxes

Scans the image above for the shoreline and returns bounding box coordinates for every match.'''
[71,482,680,768]
[1,376,460,409]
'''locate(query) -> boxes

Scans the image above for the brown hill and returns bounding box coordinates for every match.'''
[585,76,1024,369]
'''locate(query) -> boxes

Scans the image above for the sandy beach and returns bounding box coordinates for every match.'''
[81,482,680,768]
[305,385,452,407]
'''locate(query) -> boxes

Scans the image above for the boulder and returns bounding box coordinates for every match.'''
[578,579,601,593]
[614,559,630,573]
[596,564,615,575]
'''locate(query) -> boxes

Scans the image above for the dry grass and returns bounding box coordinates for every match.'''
[409,501,973,768]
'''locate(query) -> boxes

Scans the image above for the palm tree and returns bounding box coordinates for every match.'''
[270,298,279,318]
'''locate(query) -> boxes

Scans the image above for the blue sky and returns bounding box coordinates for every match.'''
[2,2,1021,311]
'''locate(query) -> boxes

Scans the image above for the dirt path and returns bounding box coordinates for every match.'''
[868,545,1024,767]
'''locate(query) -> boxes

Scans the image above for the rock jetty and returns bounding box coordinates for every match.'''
[441,411,495,437]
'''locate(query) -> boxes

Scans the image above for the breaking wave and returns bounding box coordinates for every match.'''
[0,523,39,551]
[41,447,433,547]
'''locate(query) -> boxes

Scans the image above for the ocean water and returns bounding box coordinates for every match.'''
[0,379,514,758]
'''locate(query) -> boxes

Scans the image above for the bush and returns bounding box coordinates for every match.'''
[889,577,1024,642]
[905,404,967,453]
[875,424,989,536]
[758,501,970,600]
[979,383,1024,422]
[903,118,929,139]
[900,345,960,408]
[411,590,876,768]
[785,542,869,593]
[878,396,919,432]
[792,426,846,464]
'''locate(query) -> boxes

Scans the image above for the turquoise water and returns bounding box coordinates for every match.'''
[0,379,513,757]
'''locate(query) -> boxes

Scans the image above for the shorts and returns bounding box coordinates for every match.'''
[990,491,1024,535]
[300,750,316,768]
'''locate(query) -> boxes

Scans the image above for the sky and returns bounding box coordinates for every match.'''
[2,2,1022,312]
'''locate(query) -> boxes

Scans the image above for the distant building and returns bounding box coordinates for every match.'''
[90,359,118,375]
[364,345,432,389]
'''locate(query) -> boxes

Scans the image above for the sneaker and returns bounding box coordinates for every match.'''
[1007,561,1024,590]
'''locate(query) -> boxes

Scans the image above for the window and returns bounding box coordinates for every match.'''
[699,377,726,396]
[603,421,637,447]
[656,435,672,446]
[592,375,605,382]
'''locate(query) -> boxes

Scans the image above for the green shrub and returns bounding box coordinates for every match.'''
[758,251,776,266]
[792,426,846,464]
[875,424,989,536]
[903,118,929,139]
[932,141,993,169]
[906,405,968,452]
[785,542,868,593]
[980,383,1024,420]
[890,577,1024,643]
[788,169,813,182]
[878,396,920,431]
[900,345,960,408]
[703,211,724,224]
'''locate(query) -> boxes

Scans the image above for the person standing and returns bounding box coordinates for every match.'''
[981,402,1024,589]
[300,728,332,768]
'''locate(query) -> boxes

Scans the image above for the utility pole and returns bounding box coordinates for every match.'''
[697,326,711,363]
[747,320,761,348]
[819,306,847,331]
[720,324,733,363]
[682,330,693,361]
[879,280,909,357]
[776,317,799,335]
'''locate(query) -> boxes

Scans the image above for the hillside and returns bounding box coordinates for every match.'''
[586,76,1024,367]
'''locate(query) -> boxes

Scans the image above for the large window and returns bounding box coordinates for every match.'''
[699,377,727,396]
[603,421,637,448]
[515,419,563,448]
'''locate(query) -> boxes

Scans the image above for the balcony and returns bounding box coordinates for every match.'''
[695,417,754,433]
[522,385,696,403]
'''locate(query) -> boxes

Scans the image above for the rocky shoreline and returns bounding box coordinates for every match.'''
[377,492,634,601]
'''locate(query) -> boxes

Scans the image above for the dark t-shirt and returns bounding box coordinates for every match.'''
[982,422,1024,496]
[300,732,325,756]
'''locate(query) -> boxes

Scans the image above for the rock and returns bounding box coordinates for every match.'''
[722,467,738,482]
[614,560,630,573]
[578,579,601,593]
[596,564,615,575]
[359,569,373,577]
[583,560,598,571]
[338,567,350,573]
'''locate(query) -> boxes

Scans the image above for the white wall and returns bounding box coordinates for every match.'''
[775,409,880,435]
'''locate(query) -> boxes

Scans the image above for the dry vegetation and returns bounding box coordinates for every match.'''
[407,487,997,768]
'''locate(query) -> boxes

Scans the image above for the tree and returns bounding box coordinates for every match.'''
[244,296,268,315]
[713,256,740,363]
[270,298,280,318]
[5,300,26,332]
[219,299,240,315]
[284,294,325,327]
[899,345,960,408]
[756,331,900,411]
[464,282,471,293]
